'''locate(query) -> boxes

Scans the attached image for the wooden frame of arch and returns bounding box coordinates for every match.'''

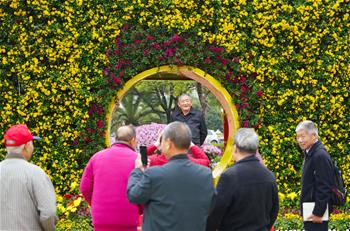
[106,65,240,182]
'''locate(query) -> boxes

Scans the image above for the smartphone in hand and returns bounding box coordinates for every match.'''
[139,145,148,166]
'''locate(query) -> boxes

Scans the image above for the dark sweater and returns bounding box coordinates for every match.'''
[170,107,207,146]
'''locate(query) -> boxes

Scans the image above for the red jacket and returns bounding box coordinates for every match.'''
[147,144,210,167]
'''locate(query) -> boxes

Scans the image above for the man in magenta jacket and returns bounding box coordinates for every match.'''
[80,125,140,231]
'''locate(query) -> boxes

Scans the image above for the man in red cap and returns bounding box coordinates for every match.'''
[0,124,58,231]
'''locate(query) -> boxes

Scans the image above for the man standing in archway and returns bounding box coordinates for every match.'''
[171,93,207,146]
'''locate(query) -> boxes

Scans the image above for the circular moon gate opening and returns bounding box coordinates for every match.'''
[106,65,240,182]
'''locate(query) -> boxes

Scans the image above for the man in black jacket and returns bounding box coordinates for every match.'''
[206,128,279,231]
[296,120,333,231]
[171,93,207,146]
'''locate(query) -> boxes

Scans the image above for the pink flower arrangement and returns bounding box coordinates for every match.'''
[201,144,223,156]
[136,123,167,146]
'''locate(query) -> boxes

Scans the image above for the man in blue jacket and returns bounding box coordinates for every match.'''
[127,121,215,231]
[296,120,333,231]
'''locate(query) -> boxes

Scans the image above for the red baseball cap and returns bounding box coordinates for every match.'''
[4,124,41,147]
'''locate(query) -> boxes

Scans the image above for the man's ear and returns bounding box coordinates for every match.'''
[167,140,172,150]
[22,142,32,160]
[23,142,30,151]
[163,138,171,151]
[130,137,137,147]
[232,144,237,154]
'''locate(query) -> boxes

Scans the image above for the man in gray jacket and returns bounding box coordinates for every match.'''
[0,124,58,230]
[127,121,215,231]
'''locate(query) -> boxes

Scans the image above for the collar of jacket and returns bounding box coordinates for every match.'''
[5,152,26,160]
[235,154,259,165]
[111,142,135,151]
[168,153,189,161]
[174,107,195,116]
[305,140,322,157]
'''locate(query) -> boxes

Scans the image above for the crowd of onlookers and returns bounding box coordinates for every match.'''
[0,92,335,231]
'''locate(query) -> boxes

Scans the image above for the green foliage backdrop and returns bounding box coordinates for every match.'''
[1,0,349,205]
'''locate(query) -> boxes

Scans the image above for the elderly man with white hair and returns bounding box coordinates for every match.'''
[0,124,57,231]
[206,128,279,231]
[296,120,334,231]
[170,93,208,146]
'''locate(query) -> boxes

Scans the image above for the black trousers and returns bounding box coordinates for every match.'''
[303,221,328,231]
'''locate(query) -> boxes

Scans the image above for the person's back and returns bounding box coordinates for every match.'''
[0,157,56,230]
[143,155,214,230]
[80,125,139,231]
[220,157,277,230]
[206,128,278,231]
[0,124,57,231]
[127,121,215,231]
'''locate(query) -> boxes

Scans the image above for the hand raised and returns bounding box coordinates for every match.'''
[135,153,145,171]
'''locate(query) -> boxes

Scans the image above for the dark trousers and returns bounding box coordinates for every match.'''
[303,221,328,231]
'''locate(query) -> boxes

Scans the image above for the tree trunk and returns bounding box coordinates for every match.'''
[155,85,176,124]
[196,82,208,118]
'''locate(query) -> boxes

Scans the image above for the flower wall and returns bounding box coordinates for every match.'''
[1,0,349,204]
[136,123,166,146]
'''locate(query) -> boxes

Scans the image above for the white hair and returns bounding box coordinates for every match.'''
[6,144,25,154]
[295,120,318,137]
[234,128,259,154]
[178,93,192,102]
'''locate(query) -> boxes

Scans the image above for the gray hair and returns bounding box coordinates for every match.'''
[6,144,25,154]
[178,93,192,102]
[295,120,318,137]
[162,121,191,150]
[234,128,259,154]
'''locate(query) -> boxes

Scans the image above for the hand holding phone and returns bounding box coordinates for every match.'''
[139,145,148,166]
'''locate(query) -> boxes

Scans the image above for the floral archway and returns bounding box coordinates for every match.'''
[105,65,241,180]
[89,25,262,180]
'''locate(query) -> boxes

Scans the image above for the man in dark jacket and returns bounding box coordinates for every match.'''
[127,122,215,231]
[296,120,333,231]
[206,128,279,231]
[171,93,207,146]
